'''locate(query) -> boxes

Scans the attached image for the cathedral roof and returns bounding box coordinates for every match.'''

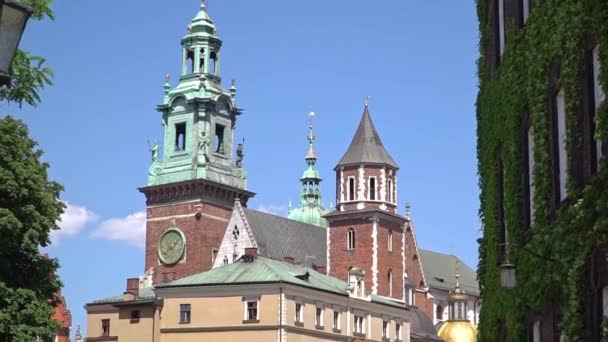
[243,208,327,267]
[418,249,479,296]
[335,104,399,170]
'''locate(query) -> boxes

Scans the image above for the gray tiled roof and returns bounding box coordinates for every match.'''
[335,105,399,169]
[243,208,327,267]
[418,249,479,296]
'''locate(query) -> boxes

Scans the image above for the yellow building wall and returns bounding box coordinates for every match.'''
[161,294,279,328]
[162,330,278,342]
[86,305,154,341]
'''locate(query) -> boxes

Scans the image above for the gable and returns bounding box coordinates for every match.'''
[212,202,256,269]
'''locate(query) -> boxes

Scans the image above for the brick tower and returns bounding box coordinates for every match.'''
[139,3,254,284]
[326,102,405,300]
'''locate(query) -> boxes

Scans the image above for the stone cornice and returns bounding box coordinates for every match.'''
[139,178,255,207]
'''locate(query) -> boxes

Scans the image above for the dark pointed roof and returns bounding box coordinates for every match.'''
[335,104,399,170]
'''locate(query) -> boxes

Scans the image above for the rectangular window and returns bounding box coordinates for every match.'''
[348,177,355,201]
[387,179,393,203]
[333,311,341,330]
[315,307,323,327]
[556,89,568,201]
[532,321,542,342]
[179,304,191,324]
[101,319,110,337]
[388,230,393,252]
[246,301,258,321]
[498,0,505,55]
[354,315,365,334]
[369,177,376,201]
[214,124,225,154]
[130,310,140,324]
[383,321,390,338]
[175,123,186,151]
[396,323,402,341]
[594,45,605,167]
[295,303,303,323]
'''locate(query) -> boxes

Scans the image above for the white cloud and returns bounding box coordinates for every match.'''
[92,211,146,248]
[52,202,98,244]
[255,204,288,217]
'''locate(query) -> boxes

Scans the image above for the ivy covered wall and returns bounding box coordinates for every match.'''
[476,0,608,341]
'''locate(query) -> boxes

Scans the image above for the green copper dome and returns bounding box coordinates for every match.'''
[288,112,329,228]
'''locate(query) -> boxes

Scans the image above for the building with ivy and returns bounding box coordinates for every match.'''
[476,0,607,341]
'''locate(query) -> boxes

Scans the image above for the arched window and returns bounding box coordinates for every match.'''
[369,177,376,200]
[388,269,393,297]
[436,305,444,322]
[347,228,355,250]
[388,230,393,252]
[348,177,355,201]
[210,51,218,75]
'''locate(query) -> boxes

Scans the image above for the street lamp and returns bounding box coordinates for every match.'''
[0,0,32,87]
[499,261,516,290]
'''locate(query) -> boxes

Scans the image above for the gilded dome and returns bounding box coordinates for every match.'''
[437,321,477,342]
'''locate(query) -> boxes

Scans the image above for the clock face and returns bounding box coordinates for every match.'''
[158,228,186,265]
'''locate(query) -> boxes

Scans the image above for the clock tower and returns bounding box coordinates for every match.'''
[139,2,254,284]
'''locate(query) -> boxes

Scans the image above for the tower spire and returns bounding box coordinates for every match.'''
[306,110,317,161]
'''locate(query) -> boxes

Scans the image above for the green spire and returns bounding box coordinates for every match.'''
[288,111,329,227]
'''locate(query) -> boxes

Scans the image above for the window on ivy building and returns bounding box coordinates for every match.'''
[554,89,568,202]
[593,45,605,168]
[524,118,536,233]
[519,0,531,26]
[497,0,506,56]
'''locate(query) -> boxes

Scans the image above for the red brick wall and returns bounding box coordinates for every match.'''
[329,216,404,300]
[144,200,232,284]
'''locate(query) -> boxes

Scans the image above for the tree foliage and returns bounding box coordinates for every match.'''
[0,1,65,341]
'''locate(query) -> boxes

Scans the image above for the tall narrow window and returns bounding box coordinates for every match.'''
[347,228,355,250]
[521,0,530,26]
[593,45,605,167]
[369,177,376,200]
[528,127,535,226]
[387,179,393,203]
[186,49,194,74]
[101,319,110,337]
[175,123,186,151]
[388,269,393,297]
[315,307,323,327]
[383,321,389,338]
[602,286,608,317]
[210,51,217,75]
[333,311,341,331]
[396,323,402,341]
[180,304,191,324]
[555,89,568,201]
[348,177,355,201]
[295,303,303,323]
[498,0,506,55]
[215,124,225,154]
[532,321,542,342]
[388,230,393,252]
[354,315,365,334]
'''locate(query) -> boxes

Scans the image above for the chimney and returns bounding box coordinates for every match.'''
[244,247,258,257]
[284,256,295,264]
[125,278,139,296]
[314,265,327,274]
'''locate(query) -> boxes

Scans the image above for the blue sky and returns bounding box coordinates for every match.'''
[4,0,480,335]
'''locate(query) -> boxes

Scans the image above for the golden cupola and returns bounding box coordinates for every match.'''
[437,262,477,342]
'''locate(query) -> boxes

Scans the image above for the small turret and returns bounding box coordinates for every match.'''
[287,110,329,227]
[437,261,478,342]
